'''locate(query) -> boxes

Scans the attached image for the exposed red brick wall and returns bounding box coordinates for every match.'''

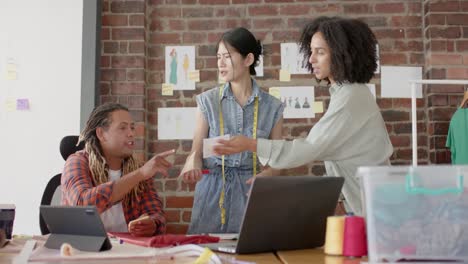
[423,0,468,163]
[100,0,468,233]
[101,0,147,162]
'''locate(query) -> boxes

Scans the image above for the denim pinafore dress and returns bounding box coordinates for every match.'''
[188,79,284,234]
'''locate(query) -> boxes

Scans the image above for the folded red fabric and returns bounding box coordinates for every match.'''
[109,232,220,248]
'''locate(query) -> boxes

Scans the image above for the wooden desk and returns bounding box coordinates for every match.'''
[277,248,366,264]
[219,252,281,264]
[0,255,195,264]
[0,237,281,264]
[1,251,280,264]
[3,238,370,264]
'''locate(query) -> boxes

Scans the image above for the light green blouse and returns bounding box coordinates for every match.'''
[257,82,393,216]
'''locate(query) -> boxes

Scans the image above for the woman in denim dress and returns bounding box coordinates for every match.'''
[180,27,284,234]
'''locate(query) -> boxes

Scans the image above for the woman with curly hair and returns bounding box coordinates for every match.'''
[214,17,393,216]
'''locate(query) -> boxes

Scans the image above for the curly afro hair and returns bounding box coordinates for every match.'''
[298,16,378,84]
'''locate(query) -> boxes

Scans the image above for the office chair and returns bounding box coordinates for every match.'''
[39,135,85,235]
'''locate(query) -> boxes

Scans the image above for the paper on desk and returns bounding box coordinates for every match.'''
[203,135,230,159]
[0,239,26,254]
[13,240,36,264]
[29,243,222,263]
[29,242,154,261]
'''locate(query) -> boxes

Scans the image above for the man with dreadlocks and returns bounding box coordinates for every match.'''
[61,102,175,236]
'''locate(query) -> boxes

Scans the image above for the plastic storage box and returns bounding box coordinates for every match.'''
[359,166,468,262]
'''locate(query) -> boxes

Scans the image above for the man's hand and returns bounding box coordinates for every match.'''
[213,136,256,155]
[128,215,156,237]
[139,149,175,180]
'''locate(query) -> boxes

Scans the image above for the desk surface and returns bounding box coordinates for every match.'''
[1,253,280,264]
[0,237,282,264]
[219,252,281,263]
[1,238,368,264]
[277,248,365,264]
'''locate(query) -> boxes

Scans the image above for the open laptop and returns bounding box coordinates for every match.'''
[204,175,344,254]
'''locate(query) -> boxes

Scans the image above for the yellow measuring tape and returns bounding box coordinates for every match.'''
[218,86,258,226]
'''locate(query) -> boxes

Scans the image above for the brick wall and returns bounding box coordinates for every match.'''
[101,0,147,162]
[100,0,468,233]
[423,0,468,163]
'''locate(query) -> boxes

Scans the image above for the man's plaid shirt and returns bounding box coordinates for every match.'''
[61,150,166,235]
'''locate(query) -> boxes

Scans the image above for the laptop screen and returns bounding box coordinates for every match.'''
[205,176,344,254]
[234,175,344,254]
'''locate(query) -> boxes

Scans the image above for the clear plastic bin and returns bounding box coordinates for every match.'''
[358,166,468,262]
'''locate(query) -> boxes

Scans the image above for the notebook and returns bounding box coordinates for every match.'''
[204,175,344,254]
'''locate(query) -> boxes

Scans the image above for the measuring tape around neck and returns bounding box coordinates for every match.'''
[217,85,258,226]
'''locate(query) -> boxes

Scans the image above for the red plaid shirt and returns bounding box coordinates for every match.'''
[61,150,166,235]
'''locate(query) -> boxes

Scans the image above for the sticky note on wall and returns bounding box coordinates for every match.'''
[16,98,30,110]
[188,70,200,82]
[313,101,323,113]
[269,87,281,99]
[162,83,174,96]
[5,99,15,112]
[279,69,291,82]
[5,60,18,80]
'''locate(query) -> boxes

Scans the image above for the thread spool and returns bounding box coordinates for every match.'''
[343,216,367,257]
[324,216,345,255]
[324,255,344,264]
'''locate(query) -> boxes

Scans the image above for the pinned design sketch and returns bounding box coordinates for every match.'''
[284,96,310,109]
[169,49,178,85]
[165,46,195,90]
[270,86,315,119]
[158,107,197,140]
[280,43,308,75]
[381,66,422,98]
[255,55,264,77]
[183,54,189,81]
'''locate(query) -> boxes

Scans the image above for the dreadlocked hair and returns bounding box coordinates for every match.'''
[78,102,147,207]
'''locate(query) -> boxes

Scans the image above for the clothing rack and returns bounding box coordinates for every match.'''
[409,79,468,166]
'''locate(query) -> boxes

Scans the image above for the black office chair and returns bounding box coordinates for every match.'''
[39,135,85,235]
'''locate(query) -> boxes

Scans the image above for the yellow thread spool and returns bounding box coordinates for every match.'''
[324,255,344,264]
[324,216,345,255]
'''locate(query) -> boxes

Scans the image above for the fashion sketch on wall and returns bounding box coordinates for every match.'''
[165,46,196,90]
[270,86,315,119]
[280,43,308,74]
[157,107,197,140]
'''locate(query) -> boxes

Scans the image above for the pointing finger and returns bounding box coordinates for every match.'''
[156,149,176,158]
